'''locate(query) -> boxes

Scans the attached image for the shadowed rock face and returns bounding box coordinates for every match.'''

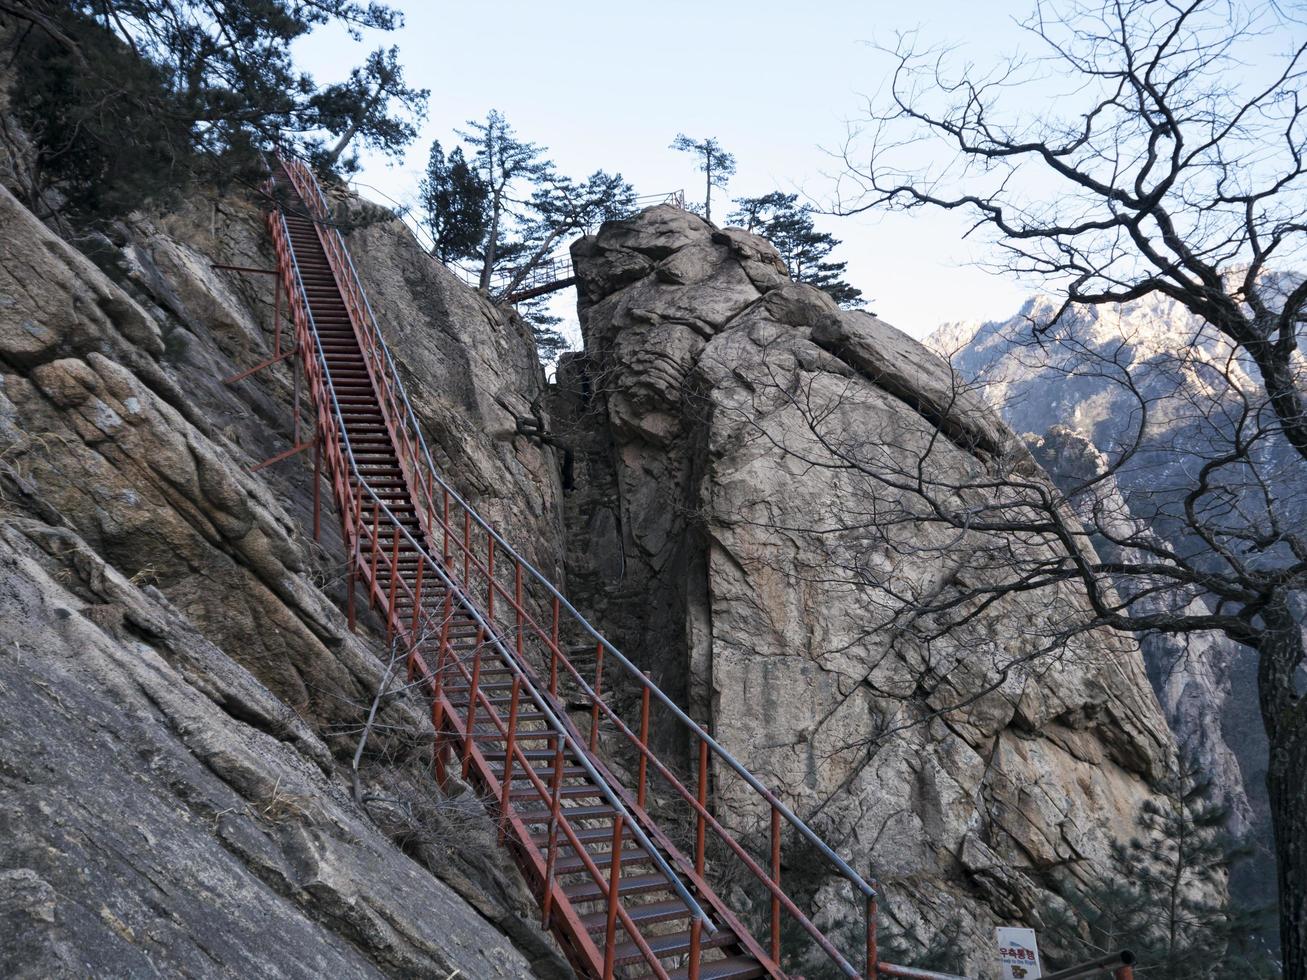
[557,206,1191,973]
[0,182,567,977]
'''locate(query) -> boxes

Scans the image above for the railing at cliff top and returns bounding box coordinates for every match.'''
[276,154,935,979]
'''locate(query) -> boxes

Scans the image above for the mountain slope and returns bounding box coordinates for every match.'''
[928,291,1303,912]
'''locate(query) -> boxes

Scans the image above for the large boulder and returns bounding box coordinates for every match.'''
[556,206,1189,974]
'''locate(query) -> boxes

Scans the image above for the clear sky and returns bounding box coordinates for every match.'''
[292,1,1058,341]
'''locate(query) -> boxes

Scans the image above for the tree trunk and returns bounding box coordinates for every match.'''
[498,225,567,300]
[479,187,503,292]
[323,87,382,169]
[1258,597,1307,979]
[704,162,713,222]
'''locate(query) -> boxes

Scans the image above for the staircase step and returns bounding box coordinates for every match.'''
[612,925,738,967]
[552,845,653,877]
[480,712,554,726]
[496,764,591,781]
[509,783,604,801]
[666,955,764,980]
[483,752,564,768]
[563,872,670,903]
[578,897,688,934]
[533,822,635,847]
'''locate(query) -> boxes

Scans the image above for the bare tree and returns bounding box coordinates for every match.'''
[829,0,1307,972]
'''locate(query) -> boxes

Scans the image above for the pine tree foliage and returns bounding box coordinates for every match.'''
[1046,757,1277,979]
[515,297,569,365]
[421,111,636,361]
[2,1,427,217]
[728,192,864,308]
[455,110,551,290]
[417,141,488,263]
[315,45,427,170]
[670,133,736,222]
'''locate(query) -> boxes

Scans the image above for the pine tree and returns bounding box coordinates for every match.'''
[515,297,569,364]
[728,192,865,308]
[499,168,636,298]
[315,46,428,171]
[457,110,552,290]
[670,133,736,222]
[417,141,489,263]
[428,112,635,363]
[3,2,426,218]
[1046,757,1277,979]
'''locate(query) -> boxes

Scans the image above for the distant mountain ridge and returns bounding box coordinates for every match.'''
[926,290,1307,912]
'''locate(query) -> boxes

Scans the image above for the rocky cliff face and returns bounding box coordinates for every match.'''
[1027,426,1253,837]
[931,298,1280,907]
[555,206,1188,973]
[0,176,568,976]
[0,121,1229,974]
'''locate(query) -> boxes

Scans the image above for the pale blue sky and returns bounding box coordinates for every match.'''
[290,1,1078,340]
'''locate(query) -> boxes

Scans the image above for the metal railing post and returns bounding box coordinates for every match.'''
[312,428,322,540]
[385,526,400,644]
[273,274,282,357]
[432,567,454,786]
[442,487,451,561]
[549,596,560,697]
[590,642,605,752]
[498,675,522,843]
[462,628,484,778]
[541,741,566,929]
[486,535,496,619]
[463,510,471,583]
[867,877,879,979]
[514,561,524,660]
[410,553,425,637]
[368,502,381,606]
[603,813,626,980]
[690,738,709,979]
[771,804,782,965]
[636,676,651,808]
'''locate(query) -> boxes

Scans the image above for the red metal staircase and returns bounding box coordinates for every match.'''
[260,154,965,980]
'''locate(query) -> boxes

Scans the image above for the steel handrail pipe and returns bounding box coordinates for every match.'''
[427,621,673,978]
[876,965,973,980]
[278,153,878,906]
[552,651,862,977]
[1040,951,1136,980]
[270,183,717,937]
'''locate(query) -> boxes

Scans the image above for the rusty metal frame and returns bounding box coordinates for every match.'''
[212,263,292,384]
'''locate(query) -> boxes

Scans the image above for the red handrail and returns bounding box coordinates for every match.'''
[266,154,972,980]
[266,168,715,978]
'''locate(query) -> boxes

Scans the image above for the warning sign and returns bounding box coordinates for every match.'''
[996,927,1042,979]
